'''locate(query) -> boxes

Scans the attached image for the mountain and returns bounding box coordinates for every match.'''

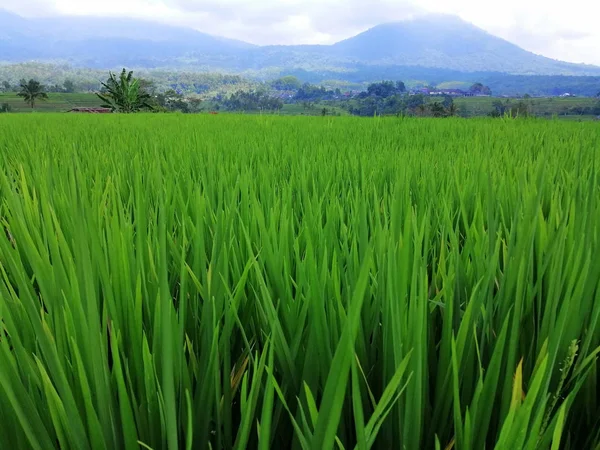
[0,10,254,67]
[2,10,600,78]
[330,15,600,75]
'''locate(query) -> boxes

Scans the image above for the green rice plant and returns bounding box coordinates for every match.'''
[0,114,598,449]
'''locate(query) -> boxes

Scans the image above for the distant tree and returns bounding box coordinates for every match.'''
[63,79,76,93]
[470,82,484,93]
[441,95,454,109]
[367,81,402,98]
[0,103,12,113]
[321,107,328,116]
[470,82,492,96]
[523,93,531,99]
[188,97,203,113]
[156,89,190,113]
[491,99,510,116]
[406,94,425,110]
[295,83,334,101]
[488,99,530,118]
[17,79,48,109]
[271,76,301,91]
[384,95,404,114]
[447,103,458,117]
[416,104,427,116]
[1,81,11,92]
[138,78,157,96]
[97,69,153,113]
[510,100,531,118]
[429,102,447,117]
[46,84,63,93]
[396,81,406,93]
[79,81,102,93]
[221,89,282,112]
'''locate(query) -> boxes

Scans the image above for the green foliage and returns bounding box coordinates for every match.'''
[153,89,201,113]
[469,82,492,96]
[454,96,600,118]
[17,79,48,109]
[0,115,599,449]
[489,100,532,118]
[406,94,425,109]
[294,83,338,102]
[490,99,511,117]
[428,101,447,117]
[0,63,257,97]
[346,92,459,118]
[447,103,459,116]
[62,79,75,93]
[1,62,599,99]
[365,81,406,98]
[347,94,405,116]
[97,69,153,113]
[137,78,157,96]
[510,100,532,117]
[271,76,302,91]
[222,90,283,112]
[441,95,454,109]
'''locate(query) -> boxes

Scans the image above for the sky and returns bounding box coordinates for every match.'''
[3,0,599,65]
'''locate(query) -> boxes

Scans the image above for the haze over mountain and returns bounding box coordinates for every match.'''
[2,10,600,78]
[329,15,600,75]
[0,10,254,67]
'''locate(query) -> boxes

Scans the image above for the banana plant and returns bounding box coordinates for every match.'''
[96,69,153,113]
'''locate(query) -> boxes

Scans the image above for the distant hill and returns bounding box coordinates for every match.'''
[329,15,600,75]
[2,10,600,79]
[0,10,254,67]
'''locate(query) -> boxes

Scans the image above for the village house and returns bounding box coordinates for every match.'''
[429,89,472,97]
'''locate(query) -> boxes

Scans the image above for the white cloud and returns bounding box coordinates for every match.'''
[2,0,599,64]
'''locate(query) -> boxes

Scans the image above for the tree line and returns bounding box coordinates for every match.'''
[1,70,286,114]
[2,70,599,117]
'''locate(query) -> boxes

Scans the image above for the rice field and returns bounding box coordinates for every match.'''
[0,92,103,112]
[0,115,599,449]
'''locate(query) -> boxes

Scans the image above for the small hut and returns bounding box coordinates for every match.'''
[67,107,112,113]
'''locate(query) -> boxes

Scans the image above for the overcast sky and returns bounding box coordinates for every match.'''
[3,0,599,65]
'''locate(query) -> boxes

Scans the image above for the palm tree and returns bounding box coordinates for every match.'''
[17,79,48,109]
[430,102,446,118]
[97,69,153,113]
